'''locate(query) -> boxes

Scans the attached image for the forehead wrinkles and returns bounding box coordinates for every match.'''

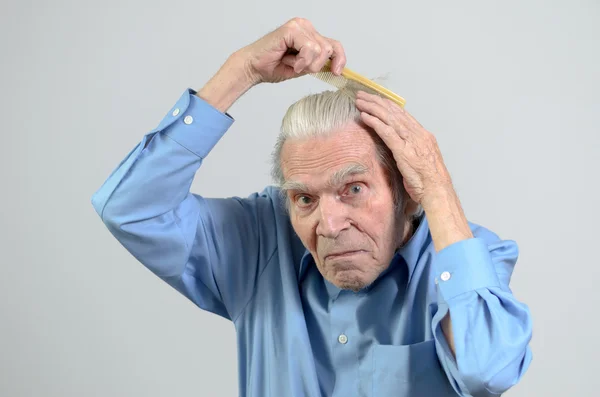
[280,128,379,193]
[281,129,372,167]
[283,142,364,169]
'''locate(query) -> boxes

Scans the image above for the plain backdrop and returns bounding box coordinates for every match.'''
[1,0,599,396]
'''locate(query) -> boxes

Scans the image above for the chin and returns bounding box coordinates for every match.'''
[331,270,374,292]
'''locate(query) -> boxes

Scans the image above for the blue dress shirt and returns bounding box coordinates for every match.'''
[91,88,533,397]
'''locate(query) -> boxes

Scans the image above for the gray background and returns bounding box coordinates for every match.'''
[1,0,598,395]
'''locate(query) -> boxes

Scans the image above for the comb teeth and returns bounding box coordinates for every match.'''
[308,60,407,107]
[310,70,349,90]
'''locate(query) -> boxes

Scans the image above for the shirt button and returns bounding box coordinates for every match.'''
[183,115,193,125]
[440,271,451,282]
[172,108,180,116]
[338,334,348,344]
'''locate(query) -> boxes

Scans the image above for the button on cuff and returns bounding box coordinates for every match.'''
[433,237,502,301]
[440,271,451,282]
[162,89,234,158]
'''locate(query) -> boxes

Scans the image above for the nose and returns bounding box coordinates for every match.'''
[315,195,350,239]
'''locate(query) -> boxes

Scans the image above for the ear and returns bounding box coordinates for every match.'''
[403,198,420,218]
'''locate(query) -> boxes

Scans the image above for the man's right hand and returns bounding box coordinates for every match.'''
[240,17,347,84]
[196,18,347,112]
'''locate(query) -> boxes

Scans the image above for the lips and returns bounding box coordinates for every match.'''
[325,250,365,260]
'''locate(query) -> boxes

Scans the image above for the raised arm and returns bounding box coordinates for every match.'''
[356,89,533,396]
[91,18,347,321]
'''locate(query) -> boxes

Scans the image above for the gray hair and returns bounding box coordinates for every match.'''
[270,84,423,220]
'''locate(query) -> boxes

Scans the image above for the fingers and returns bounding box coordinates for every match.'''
[402,109,424,129]
[326,38,346,75]
[360,111,406,152]
[282,18,346,75]
[309,36,334,73]
[281,53,298,69]
[356,90,400,113]
[355,92,410,140]
[356,90,420,131]
[355,97,392,126]
[294,40,323,73]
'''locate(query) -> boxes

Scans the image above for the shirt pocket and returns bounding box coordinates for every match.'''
[372,340,455,396]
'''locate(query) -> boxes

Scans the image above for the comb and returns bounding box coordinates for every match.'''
[309,60,406,107]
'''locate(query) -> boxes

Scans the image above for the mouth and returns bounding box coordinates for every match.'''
[325,250,366,260]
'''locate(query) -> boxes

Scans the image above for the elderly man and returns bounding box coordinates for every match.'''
[92,18,532,397]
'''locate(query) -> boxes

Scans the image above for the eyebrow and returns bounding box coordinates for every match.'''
[280,163,369,195]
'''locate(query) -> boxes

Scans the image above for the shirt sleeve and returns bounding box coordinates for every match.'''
[430,227,533,397]
[91,88,278,321]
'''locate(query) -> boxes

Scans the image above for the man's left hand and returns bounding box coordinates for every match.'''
[355,90,452,205]
[355,91,476,356]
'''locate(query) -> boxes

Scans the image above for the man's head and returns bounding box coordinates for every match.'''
[271,87,423,292]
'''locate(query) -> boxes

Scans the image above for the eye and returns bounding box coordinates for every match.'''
[295,195,314,207]
[340,183,367,201]
[343,183,365,197]
[349,184,362,195]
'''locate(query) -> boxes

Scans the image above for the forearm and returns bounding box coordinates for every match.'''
[92,86,234,277]
[196,50,256,113]
[422,188,533,394]
[420,184,473,356]
[421,184,473,253]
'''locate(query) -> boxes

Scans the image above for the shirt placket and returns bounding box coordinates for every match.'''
[329,291,362,396]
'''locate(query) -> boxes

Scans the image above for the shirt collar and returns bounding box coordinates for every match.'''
[298,213,430,300]
[397,212,430,282]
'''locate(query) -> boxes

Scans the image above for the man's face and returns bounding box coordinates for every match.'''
[280,121,405,292]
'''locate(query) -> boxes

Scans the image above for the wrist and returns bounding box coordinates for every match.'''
[195,51,257,113]
[420,183,473,251]
[420,182,455,211]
